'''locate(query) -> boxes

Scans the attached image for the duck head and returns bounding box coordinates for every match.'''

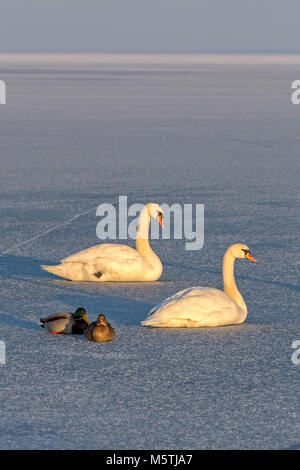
[96,314,108,326]
[74,307,89,323]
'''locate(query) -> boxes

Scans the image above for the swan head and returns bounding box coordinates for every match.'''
[229,243,258,263]
[146,203,164,228]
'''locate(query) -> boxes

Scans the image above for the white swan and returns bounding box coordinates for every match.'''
[41,203,164,281]
[142,243,258,327]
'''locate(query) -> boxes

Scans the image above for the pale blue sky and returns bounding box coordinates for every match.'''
[1,0,300,53]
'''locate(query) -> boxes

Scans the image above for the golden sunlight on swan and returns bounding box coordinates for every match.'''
[41,203,164,282]
[142,243,258,327]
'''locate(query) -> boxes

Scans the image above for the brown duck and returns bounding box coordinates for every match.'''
[84,314,115,342]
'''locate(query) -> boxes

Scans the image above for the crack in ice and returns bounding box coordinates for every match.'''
[2,206,98,255]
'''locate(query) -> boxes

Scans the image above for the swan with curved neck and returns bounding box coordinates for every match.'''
[41,203,164,281]
[142,243,257,327]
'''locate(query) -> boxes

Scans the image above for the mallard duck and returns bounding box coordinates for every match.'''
[40,307,89,334]
[84,314,115,342]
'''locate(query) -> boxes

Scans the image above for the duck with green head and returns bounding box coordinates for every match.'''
[84,314,115,342]
[40,307,89,335]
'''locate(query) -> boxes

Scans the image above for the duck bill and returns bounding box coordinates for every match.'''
[82,314,89,323]
[245,252,258,263]
[158,215,164,228]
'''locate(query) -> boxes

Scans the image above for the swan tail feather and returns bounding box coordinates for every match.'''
[41,264,67,279]
[141,319,156,326]
[41,263,85,281]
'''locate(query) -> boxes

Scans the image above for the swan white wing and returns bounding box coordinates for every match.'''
[61,243,142,264]
[60,243,151,281]
[143,286,242,327]
[90,253,150,280]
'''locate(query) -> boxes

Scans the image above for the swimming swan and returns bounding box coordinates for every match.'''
[142,243,258,327]
[41,202,164,281]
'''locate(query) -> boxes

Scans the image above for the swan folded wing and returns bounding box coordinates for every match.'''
[148,287,203,316]
[61,244,141,264]
[146,287,239,326]
[91,255,148,278]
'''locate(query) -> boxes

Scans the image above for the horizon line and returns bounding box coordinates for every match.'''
[1,52,300,65]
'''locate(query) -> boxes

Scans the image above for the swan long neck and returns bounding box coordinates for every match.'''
[135,206,162,275]
[222,249,247,314]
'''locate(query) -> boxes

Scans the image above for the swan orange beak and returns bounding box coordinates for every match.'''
[245,252,258,263]
[158,214,164,228]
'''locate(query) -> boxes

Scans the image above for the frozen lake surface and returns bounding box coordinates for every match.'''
[0,55,299,449]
